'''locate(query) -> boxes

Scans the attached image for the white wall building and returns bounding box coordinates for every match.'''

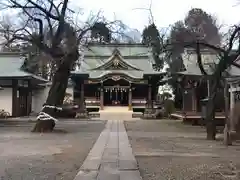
[0,52,47,117]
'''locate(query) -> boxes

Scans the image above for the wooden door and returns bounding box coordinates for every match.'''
[18,87,29,116]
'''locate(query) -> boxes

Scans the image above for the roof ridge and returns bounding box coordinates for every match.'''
[89,49,142,71]
[87,42,148,47]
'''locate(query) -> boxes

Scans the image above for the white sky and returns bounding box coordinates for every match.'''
[73,0,240,32]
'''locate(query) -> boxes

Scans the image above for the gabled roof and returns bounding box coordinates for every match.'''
[178,48,240,77]
[74,70,143,79]
[0,52,48,83]
[84,43,152,57]
[90,48,142,71]
[72,43,160,79]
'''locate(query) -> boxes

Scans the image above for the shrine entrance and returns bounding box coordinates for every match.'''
[104,86,129,106]
[103,78,130,106]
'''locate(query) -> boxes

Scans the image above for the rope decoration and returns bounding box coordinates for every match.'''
[37,105,63,122]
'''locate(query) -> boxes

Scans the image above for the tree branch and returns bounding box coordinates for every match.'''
[227,26,240,54]
[9,0,60,20]
[52,0,68,47]
[196,41,208,75]
[232,61,240,69]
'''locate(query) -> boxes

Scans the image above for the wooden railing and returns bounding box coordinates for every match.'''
[132,99,147,107]
[85,97,100,112]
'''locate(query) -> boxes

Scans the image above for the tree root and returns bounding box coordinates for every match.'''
[32,120,55,133]
[31,105,61,133]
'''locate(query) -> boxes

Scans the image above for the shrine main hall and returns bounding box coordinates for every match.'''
[70,43,165,111]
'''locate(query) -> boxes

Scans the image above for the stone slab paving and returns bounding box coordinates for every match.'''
[74,120,142,180]
[100,112,134,121]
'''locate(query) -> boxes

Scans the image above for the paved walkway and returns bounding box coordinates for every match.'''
[100,112,134,121]
[74,120,142,180]
[99,106,139,121]
[99,106,130,113]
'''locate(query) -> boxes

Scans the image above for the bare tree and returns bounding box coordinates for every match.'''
[194,27,240,141]
[138,2,240,142]
[0,16,54,79]
[0,0,121,132]
[166,26,240,141]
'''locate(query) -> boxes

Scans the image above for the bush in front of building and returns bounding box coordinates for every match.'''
[0,109,10,119]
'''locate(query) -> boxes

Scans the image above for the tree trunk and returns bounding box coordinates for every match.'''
[205,80,217,140]
[32,51,78,133]
[206,104,216,140]
[205,55,229,140]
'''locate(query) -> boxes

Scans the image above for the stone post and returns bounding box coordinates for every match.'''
[223,80,232,145]
[230,83,235,131]
[192,88,197,111]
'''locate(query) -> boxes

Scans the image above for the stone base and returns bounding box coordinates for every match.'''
[142,108,156,119]
[75,109,89,119]
[229,131,240,141]
[89,112,100,118]
[132,112,143,118]
[128,104,132,110]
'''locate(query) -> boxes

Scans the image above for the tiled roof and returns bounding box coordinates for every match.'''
[84,43,152,57]
[178,49,240,77]
[0,52,47,82]
[74,70,144,79]
[180,49,217,76]
[72,43,160,79]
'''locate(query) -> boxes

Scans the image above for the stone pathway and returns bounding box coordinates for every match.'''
[99,107,137,121]
[74,120,142,180]
[99,106,130,112]
[100,112,134,121]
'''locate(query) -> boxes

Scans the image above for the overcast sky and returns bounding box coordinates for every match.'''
[73,0,240,32]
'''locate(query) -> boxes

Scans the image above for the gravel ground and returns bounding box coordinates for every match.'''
[0,120,106,180]
[124,120,240,180]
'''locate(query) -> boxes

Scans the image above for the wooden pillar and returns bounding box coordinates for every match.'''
[128,88,132,110]
[182,90,185,112]
[100,88,104,110]
[12,79,18,117]
[148,84,152,107]
[80,82,85,111]
[27,80,32,115]
[73,82,77,104]
[192,88,197,111]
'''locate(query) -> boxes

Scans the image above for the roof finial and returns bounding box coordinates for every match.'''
[113,48,120,55]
